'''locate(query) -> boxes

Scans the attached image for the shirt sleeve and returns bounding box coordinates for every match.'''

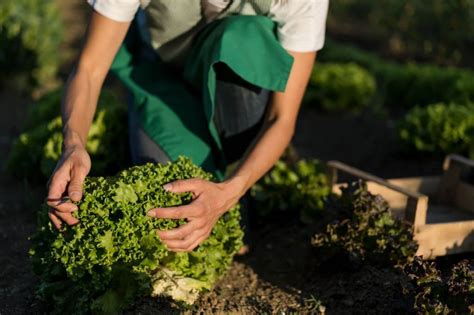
[269,0,329,52]
[86,0,140,22]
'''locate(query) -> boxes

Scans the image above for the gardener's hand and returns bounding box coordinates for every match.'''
[147,178,243,252]
[46,145,91,229]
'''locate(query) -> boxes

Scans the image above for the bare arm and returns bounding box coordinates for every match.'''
[227,50,316,196]
[47,12,131,228]
[62,12,131,149]
[151,51,316,252]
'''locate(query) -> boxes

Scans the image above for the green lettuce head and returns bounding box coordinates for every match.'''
[30,157,243,314]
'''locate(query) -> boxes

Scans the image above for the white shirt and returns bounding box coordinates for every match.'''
[87,0,329,52]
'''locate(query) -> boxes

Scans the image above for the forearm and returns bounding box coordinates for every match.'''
[226,114,294,197]
[62,66,103,149]
[47,11,131,228]
[61,11,131,150]
[223,50,316,200]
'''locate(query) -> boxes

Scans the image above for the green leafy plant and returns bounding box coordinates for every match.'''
[319,40,474,109]
[22,88,63,129]
[402,256,473,314]
[251,159,331,221]
[448,259,474,299]
[397,103,474,158]
[312,181,418,266]
[30,157,243,314]
[0,0,63,89]
[305,63,376,112]
[5,88,129,181]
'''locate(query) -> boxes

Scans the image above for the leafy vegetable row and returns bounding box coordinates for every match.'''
[318,40,474,109]
[397,103,474,159]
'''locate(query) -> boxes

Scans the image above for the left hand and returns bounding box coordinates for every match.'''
[147,178,241,252]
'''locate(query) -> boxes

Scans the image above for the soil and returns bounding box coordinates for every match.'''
[124,220,415,315]
[0,89,42,314]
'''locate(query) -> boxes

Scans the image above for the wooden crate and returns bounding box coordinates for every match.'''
[327,154,474,259]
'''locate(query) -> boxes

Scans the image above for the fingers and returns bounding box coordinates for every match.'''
[54,209,80,226]
[48,210,63,230]
[163,178,202,195]
[163,229,210,252]
[68,165,88,202]
[47,168,78,216]
[47,168,69,205]
[178,236,207,252]
[46,197,78,213]
[156,217,211,252]
[47,208,79,229]
[157,220,204,241]
[47,164,82,229]
[45,148,90,229]
[147,204,201,220]
[47,165,78,223]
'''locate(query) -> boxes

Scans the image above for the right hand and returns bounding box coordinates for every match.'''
[46,145,91,229]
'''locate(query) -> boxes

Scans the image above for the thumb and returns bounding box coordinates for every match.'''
[47,168,69,204]
[163,178,201,194]
[68,165,88,202]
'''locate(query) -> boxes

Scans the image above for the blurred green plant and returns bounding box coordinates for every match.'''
[328,0,474,66]
[397,103,474,158]
[305,63,376,113]
[0,0,63,89]
[5,89,129,181]
[402,257,473,314]
[312,181,418,267]
[251,159,331,222]
[320,41,474,110]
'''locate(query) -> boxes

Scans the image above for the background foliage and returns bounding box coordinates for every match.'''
[5,88,129,181]
[305,63,376,113]
[397,103,474,158]
[318,41,474,110]
[251,159,331,222]
[0,0,63,89]
[328,0,474,67]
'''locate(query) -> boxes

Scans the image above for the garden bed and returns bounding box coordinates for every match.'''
[1,95,472,313]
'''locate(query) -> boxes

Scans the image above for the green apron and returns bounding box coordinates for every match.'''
[110,15,293,179]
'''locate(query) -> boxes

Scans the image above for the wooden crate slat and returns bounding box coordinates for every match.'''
[454,182,474,213]
[415,221,474,259]
[327,156,474,259]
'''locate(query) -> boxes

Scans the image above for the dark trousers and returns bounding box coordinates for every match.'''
[128,63,270,166]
